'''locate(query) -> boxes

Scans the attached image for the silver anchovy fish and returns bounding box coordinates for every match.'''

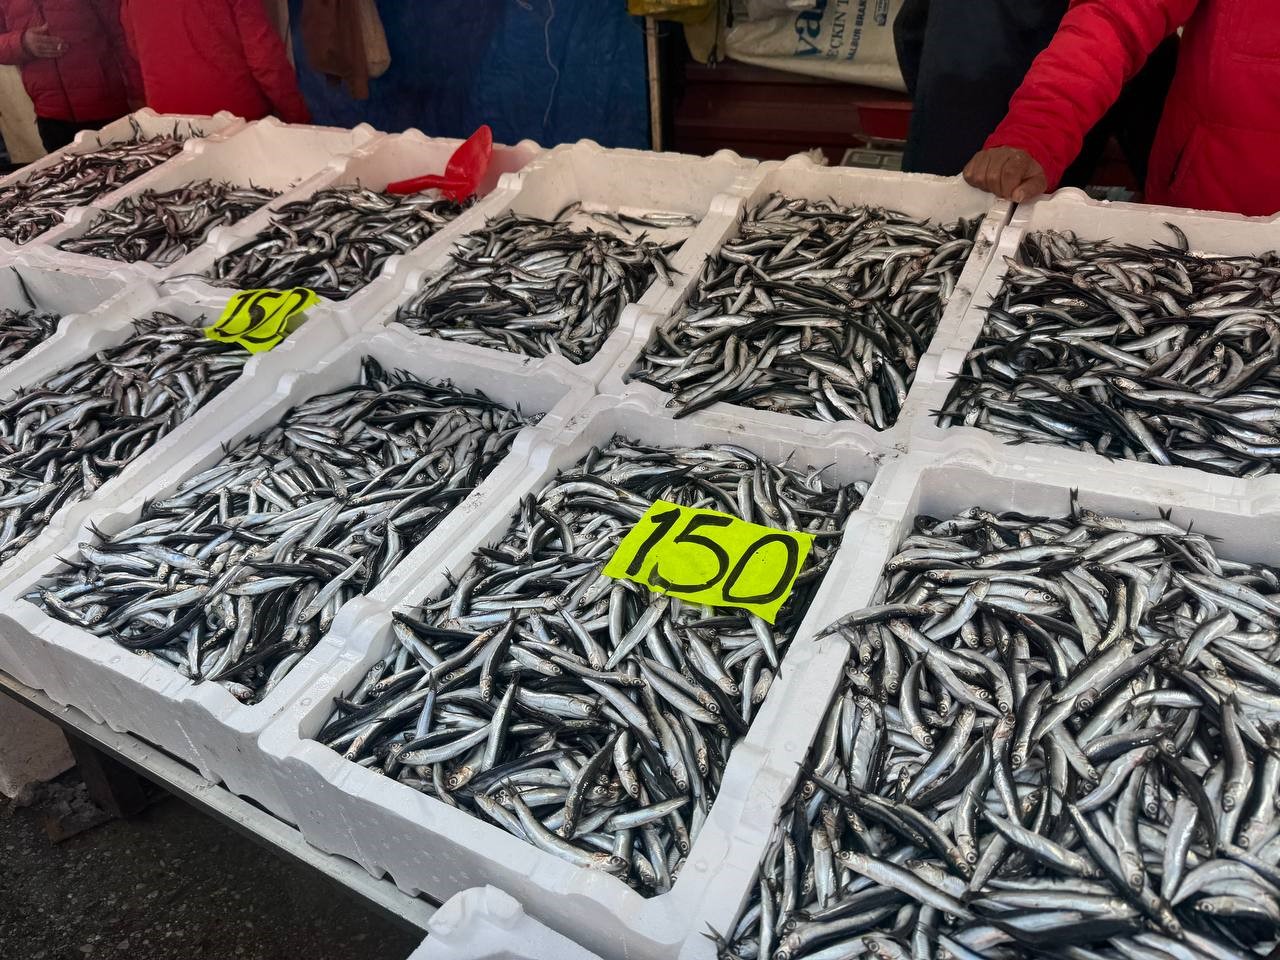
[0,121,187,244]
[59,179,278,265]
[628,193,977,426]
[317,437,866,894]
[394,205,686,364]
[31,359,535,703]
[717,496,1280,959]
[202,185,471,300]
[0,307,59,370]
[0,314,246,566]
[939,224,1280,478]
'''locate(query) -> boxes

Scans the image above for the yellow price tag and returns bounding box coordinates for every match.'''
[602,499,814,624]
[205,288,318,353]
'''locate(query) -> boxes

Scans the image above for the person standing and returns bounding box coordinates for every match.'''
[120,0,310,124]
[0,0,141,152]
[964,0,1279,215]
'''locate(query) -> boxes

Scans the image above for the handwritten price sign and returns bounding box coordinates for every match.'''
[205,288,318,353]
[603,499,814,623]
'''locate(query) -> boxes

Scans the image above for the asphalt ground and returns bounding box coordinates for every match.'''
[0,772,423,960]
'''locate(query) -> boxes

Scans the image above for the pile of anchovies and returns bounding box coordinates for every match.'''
[395,207,685,364]
[628,195,977,425]
[58,180,279,265]
[317,439,865,894]
[939,226,1280,478]
[718,500,1280,960]
[0,307,60,369]
[0,127,185,244]
[203,186,469,299]
[31,360,533,703]
[0,316,246,566]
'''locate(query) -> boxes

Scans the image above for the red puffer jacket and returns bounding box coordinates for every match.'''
[986,0,1280,217]
[120,0,309,124]
[0,0,140,121]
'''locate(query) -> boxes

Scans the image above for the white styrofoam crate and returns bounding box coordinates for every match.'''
[160,128,547,320]
[597,153,1012,448]
[32,118,382,280]
[256,389,885,960]
[693,432,1280,957]
[0,257,136,368]
[369,140,760,389]
[0,277,162,401]
[0,110,245,251]
[900,188,1280,495]
[0,323,592,818]
[411,887,601,960]
[0,291,355,691]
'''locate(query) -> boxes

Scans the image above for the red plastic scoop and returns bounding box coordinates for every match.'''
[386,125,493,201]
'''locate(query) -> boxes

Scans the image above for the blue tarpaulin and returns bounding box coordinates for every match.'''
[288,0,650,149]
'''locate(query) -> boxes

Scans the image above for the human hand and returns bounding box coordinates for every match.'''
[963,146,1047,203]
[22,23,67,59]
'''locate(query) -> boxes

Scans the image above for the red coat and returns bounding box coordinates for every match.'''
[120,0,309,124]
[986,0,1280,217]
[0,0,140,121]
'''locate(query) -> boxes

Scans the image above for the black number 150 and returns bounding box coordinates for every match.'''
[625,508,800,605]
[229,289,311,344]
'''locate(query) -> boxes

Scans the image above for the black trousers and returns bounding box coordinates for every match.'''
[36,116,121,153]
[894,0,1177,187]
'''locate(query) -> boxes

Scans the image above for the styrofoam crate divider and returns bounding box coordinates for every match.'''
[0,323,592,818]
[0,110,246,252]
[899,187,1280,494]
[157,128,546,319]
[30,118,382,280]
[365,140,759,389]
[596,153,1012,450]
[0,291,354,690]
[255,389,885,960]
[412,887,602,960]
[695,434,1280,958]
